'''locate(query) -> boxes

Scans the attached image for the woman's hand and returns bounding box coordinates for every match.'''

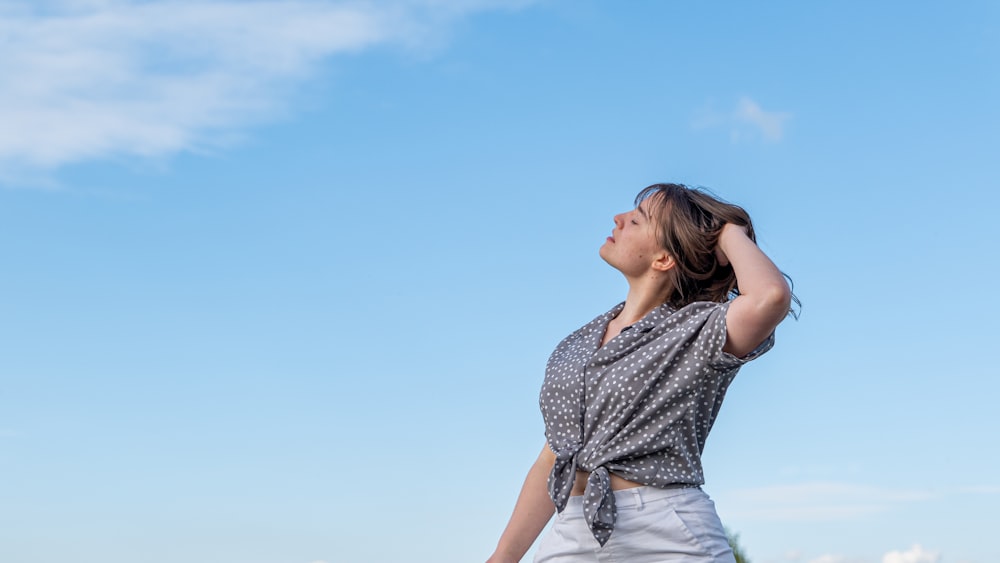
[714,223,749,267]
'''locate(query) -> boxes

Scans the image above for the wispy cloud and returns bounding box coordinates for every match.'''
[693,96,792,143]
[882,545,940,563]
[719,481,935,521]
[0,0,533,181]
[957,485,1000,494]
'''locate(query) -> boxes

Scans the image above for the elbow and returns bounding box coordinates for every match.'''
[761,280,793,322]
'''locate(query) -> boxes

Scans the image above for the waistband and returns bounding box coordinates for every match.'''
[563,484,702,511]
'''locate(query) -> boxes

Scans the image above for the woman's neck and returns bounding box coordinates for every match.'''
[615,276,673,326]
[602,280,672,347]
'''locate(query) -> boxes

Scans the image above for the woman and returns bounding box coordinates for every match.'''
[486,183,795,563]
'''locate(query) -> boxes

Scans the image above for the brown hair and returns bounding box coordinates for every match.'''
[635,183,797,314]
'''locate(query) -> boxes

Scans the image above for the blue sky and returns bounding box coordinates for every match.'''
[1,1,998,562]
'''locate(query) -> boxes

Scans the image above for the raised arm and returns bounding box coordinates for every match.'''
[486,444,557,563]
[716,223,792,358]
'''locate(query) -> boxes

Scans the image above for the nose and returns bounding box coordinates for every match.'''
[613,212,626,227]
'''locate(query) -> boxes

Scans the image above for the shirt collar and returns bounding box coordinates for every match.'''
[614,301,674,334]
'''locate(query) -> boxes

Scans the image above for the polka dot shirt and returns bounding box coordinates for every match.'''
[539,300,774,546]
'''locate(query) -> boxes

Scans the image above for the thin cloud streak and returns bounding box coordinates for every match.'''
[0,0,533,179]
[718,481,935,521]
[957,485,1000,494]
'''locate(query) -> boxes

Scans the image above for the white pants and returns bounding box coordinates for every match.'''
[533,486,736,563]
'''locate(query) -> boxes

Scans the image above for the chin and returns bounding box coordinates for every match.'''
[598,247,616,268]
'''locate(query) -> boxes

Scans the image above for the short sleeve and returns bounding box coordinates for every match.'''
[705,301,775,370]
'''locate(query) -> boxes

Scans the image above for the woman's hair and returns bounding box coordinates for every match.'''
[636,183,798,315]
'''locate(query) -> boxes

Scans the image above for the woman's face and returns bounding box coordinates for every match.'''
[599,197,668,277]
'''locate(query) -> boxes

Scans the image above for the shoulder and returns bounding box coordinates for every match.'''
[660,300,727,327]
[631,301,728,347]
[663,300,775,368]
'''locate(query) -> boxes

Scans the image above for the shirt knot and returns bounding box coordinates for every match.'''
[582,466,616,546]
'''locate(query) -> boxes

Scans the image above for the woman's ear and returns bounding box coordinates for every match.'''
[651,252,676,272]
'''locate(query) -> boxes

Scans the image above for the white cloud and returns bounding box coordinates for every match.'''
[719,481,935,521]
[692,96,791,143]
[734,96,790,141]
[0,0,533,180]
[882,545,940,563]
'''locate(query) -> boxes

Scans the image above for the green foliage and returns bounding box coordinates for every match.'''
[725,527,751,563]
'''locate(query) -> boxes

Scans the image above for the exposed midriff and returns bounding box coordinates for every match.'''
[569,470,643,496]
